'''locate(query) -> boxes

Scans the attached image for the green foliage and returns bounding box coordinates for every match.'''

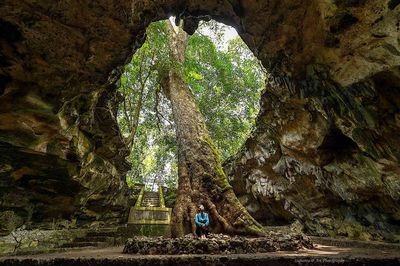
[117,20,264,196]
[184,23,265,158]
[118,21,177,190]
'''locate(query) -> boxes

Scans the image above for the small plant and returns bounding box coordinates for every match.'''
[10,225,27,253]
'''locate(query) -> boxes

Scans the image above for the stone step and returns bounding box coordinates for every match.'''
[141,204,160,207]
[136,190,164,208]
[88,228,120,233]
[86,230,119,237]
[141,197,160,207]
[57,227,127,250]
[143,192,159,196]
[61,242,106,248]
[129,208,171,222]
[74,236,114,243]
[142,193,159,199]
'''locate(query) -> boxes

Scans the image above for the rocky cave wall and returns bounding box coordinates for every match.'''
[0,0,399,240]
[225,0,400,241]
[0,0,137,234]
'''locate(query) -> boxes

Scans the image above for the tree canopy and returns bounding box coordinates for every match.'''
[117,20,265,191]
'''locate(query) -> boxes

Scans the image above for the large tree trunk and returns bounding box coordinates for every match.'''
[161,21,264,237]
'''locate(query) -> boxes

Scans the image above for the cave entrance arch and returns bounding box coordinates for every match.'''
[116,18,294,234]
[117,18,264,189]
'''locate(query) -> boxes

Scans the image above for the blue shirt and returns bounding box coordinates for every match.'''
[195,212,209,227]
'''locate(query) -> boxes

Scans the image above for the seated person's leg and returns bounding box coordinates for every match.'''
[203,226,209,237]
[195,225,202,238]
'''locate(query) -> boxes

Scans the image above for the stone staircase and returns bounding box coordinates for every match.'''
[141,192,160,207]
[60,227,124,249]
[60,186,172,248]
[127,186,172,237]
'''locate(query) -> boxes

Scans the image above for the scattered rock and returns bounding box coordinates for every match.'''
[123,233,313,255]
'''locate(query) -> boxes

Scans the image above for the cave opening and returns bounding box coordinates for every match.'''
[116,19,265,209]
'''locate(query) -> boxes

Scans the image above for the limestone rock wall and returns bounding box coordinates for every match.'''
[225,1,400,241]
[0,0,399,241]
[227,67,400,241]
[0,0,136,233]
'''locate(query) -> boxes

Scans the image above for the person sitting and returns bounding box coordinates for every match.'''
[195,204,209,239]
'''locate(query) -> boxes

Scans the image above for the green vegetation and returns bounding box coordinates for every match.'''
[117,19,265,193]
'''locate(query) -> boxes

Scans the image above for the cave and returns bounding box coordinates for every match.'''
[1,0,400,263]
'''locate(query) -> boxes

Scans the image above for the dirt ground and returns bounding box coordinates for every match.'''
[1,244,399,264]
